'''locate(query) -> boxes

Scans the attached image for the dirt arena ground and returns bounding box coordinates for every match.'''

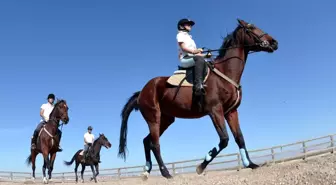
[1,153,335,185]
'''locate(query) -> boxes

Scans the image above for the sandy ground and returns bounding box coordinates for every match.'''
[1,153,335,185]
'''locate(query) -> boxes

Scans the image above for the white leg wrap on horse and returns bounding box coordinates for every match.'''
[145,161,151,171]
[239,148,250,167]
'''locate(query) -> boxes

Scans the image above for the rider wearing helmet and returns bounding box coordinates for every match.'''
[31,93,63,152]
[82,126,95,163]
[176,18,207,98]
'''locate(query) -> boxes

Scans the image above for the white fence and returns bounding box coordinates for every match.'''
[0,134,334,183]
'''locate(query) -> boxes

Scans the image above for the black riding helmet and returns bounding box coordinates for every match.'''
[177,18,195,31]
[47,93,55,100]
[88,126,93,130]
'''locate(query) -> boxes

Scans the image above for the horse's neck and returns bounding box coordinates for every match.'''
[214,48,248,84]
[92,140,102,156]
[48,109,60,127]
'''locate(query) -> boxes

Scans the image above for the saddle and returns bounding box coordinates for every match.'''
[166,65,210,87]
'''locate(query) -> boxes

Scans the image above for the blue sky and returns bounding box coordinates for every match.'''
[0,0,335,173]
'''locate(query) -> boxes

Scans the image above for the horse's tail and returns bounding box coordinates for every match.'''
[25,154,32,166]
[118,91,140,161]
[63,150,81,166]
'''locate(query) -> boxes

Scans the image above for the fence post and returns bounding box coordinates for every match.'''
[172,163,176,175]
[117,168,121,179]
[330,135,334,154]
[10,172,13,181]
[237,153,241,171]
[271,147,275,164]
[302,141,306,160]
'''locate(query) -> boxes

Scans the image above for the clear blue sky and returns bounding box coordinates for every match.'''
[0,0,335,173]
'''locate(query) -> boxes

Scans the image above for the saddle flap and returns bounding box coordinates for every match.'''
[167,65,210,87]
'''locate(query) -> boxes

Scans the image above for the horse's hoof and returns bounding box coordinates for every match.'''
[247,162,259,169]
[43,177,48,184]
[196,164,204,175]
[142,172,149,181]
[166,175,173,179]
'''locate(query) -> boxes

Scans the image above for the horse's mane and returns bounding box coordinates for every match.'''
[93,134,104,146]
[216,24,242,59]
[54,99,66,107]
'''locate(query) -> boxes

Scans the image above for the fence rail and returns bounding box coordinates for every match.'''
[0,133,335,183]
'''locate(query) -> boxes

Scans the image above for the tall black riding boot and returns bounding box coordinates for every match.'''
[31,130,38,150]
[193,56,206,96]
[57,129,63,152]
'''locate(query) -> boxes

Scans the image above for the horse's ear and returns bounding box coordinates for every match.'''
[237,18,245,26]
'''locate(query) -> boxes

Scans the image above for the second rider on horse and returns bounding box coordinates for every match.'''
[82,126,95,163]
[31,93,63,152]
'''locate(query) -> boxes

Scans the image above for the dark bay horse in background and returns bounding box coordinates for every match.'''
[26,99,69,184]
[63,133,112,183]
[118,19,278,179]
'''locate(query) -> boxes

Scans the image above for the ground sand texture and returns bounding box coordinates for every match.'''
[2,153,335,185]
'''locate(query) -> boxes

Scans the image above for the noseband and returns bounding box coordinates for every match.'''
[242,23,271,49]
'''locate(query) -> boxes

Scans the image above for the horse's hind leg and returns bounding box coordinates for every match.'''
[80,164,86,183]
[225,109,259,169]
[142,115,175,179]
[74,162,79,183]
[196,105,229,174]
[31,151,37,180]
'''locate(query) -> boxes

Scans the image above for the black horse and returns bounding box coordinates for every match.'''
[64,133,111,183]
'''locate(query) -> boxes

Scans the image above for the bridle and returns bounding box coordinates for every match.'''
[202,22,272,57]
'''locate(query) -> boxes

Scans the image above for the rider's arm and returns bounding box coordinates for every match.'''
[84,133,88,144]
[40,104,48,121]
[178,42,201,54]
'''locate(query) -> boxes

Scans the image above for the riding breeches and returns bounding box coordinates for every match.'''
[179,55,205,68]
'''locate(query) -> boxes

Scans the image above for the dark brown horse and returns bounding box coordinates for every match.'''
[63,133,112,183]
[26,99,69,184]
[118,19,278,179]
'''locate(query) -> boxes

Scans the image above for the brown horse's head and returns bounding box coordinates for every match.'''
[97,133,112,149]
[237,19,278,53]
[54,99,69,124]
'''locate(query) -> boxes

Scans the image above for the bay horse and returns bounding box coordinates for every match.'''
[118,19,278,179]
[25,99,69,184]
[63,133,112,183]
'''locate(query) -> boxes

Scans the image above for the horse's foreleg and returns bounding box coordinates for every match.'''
[42,151,50,184]
[42,160,47,183]
[196,105,229,174]
[91,164,99,181]
[48,152,56,180]
[90,165,97,183]
[225,109,259,169]
[95,164,99,177]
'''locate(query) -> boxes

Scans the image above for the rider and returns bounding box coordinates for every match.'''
[82,126,95,162]
[30,93,63,152]
[176,18,209,97]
